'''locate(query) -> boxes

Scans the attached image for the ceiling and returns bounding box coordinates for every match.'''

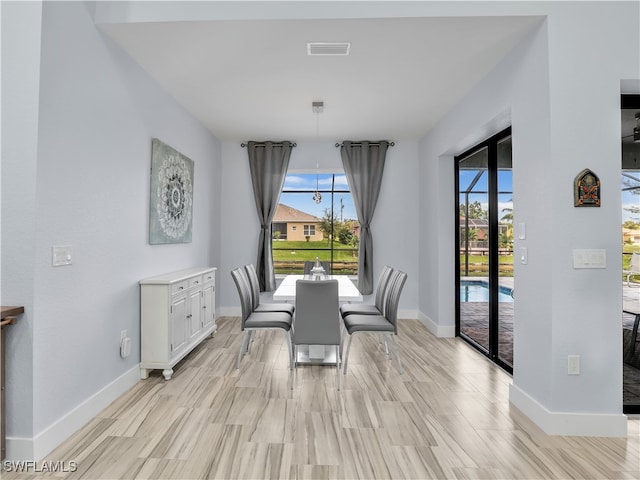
[100,15,545,142]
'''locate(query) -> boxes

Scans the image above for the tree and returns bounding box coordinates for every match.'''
[501,201,513,223]
[336,224,353,245]
[348,234,359,257]
[499,231,514,250]
[461,228,478,242]
[461,201,486,219]
[318,208,336,245]
[623,220,640,230]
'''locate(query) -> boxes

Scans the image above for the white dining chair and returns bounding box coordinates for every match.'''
[291,279,341,390]
[244,263,295,314]
[342,269,408,375]
[231,267,293,370]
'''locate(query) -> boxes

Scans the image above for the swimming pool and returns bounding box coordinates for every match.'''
[460,280,513,302]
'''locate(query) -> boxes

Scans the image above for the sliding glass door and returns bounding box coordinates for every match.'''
[622,94,640,414]
[456,128,513,372]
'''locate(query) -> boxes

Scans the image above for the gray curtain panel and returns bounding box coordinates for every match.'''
[247,141,293,291]
[340,141,389,294]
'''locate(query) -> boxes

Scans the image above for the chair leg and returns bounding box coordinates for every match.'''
[336,345,340,390]
[388,334,403,374]
[237,330,250,369]
[285,331,293,370]
[343,335,354,374]
[290,344,297,390]
[246,330,255,353]
[378,333,387,354]
[383,334,390,358]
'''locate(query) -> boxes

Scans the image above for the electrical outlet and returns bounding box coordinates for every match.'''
[568,355,580,375]
[121,329,127,341]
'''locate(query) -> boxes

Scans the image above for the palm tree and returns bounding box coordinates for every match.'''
[501,198,513,223]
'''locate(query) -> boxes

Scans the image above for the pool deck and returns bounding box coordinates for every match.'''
[462,277,639,306]
[459,278,640,389]
[461,276,514,292]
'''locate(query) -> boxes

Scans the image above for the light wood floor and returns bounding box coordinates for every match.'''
[5,316,639,480]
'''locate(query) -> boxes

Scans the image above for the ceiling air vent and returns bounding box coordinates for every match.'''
[307,42,351,56]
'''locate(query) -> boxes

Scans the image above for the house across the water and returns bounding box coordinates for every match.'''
[272,204,323,242]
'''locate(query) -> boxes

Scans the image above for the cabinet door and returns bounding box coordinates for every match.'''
[188,289,202,341]
[202,282,215,330]
[170,295,188,356]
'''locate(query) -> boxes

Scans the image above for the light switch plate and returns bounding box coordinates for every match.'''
[518,222,526,240]
[568,355,580,375]
[520,247,528,265]
[572,249,606,269]
[52,245,72,266]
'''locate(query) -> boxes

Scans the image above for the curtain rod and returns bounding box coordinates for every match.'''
[240,142,297,148]
[335,141,395,147]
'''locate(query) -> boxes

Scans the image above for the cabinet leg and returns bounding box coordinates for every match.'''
[140,368,149,379]
[162,369,173,380]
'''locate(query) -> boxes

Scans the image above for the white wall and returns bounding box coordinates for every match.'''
[2,1,221,459]
[419,1,639,436]
[218,141,420,315]
[1,0,44,447]
[4,0,639,460]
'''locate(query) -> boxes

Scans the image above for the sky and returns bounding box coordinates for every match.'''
[458,169,513,221]
[279,170,640,224]
[280,173,357,221]
[622,171,640,223]
[459,168,640,224]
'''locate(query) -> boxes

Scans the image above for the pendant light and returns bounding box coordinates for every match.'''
[312,101,324,204]
[313,163,322,204]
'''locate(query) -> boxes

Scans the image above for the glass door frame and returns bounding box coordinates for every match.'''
[455,127,513,374]
[622,93,640,414]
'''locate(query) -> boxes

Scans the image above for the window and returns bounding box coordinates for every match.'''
[272,173,359,275]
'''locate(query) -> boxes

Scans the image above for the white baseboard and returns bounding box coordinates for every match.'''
[417,311,455,337]
[218,306,241,317]
[6,365,141,461]
[509,383,628,437]
[397,309,418,320]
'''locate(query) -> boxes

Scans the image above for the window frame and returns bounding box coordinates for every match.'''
[272,172,357,275]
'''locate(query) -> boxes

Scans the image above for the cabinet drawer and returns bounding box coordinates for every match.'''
[171,280,189,295]
[189,275,204,288]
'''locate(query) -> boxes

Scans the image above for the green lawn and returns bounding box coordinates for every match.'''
[272,240,358,273]
[460,254,514,277]
[273,244,637,280]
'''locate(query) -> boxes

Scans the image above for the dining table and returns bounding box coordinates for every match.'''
[273,274,363,364]
[272,274,363,303]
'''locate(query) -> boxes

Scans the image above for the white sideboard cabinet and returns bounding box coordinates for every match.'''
[140,267,216,380]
